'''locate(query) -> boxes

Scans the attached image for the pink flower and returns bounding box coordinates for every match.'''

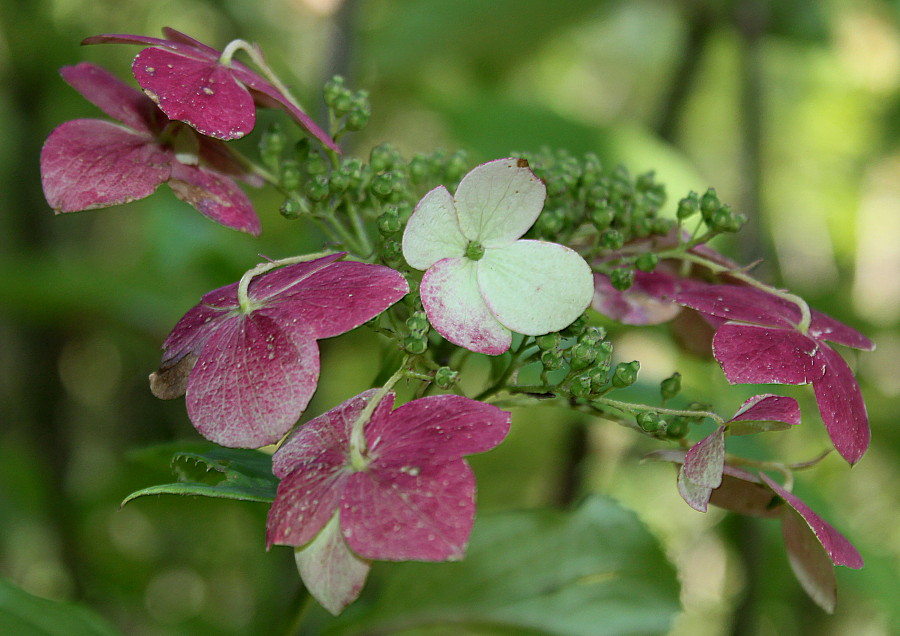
[83,27,338,151]
[149,254,408,448]
[266,389,510,614]
[648,449,862,613]
[674,285,875,464]
[41,62,262,234]
[677,394,800,512]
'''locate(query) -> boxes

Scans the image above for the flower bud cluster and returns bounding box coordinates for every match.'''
[515,149,673,248]
[676,188,747,234]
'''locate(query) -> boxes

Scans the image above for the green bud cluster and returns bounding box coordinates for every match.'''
[324,76,371,132]
[434,366,460,389]
[515,149,673,249]
[693,188,747,234]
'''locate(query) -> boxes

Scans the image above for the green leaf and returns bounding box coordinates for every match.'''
[325,496,679,635]
[122,446,277,506]
[0,577,122,636]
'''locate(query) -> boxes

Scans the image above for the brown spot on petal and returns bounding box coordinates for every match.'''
[149,353,197,399]
[516,158,529,168]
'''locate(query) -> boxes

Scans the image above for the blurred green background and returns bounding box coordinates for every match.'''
[1,0,898,634]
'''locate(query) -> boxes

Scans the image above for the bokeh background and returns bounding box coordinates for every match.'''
[1,0,898,634]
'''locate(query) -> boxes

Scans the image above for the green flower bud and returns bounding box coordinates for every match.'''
[434,366,459,389]
[569,342,598,370]
[280,159,302,192]
[590,207,614,231]
[676,191,700,220]
[279,198,304,220]
[612,360,640,388]
[700,188,720,221]
[637,411,661,433]
[304,175,330,201]
[632,216,653,238]
[306,151,327,176]
[377,208,402,235]
[345,106,370,132]
[595,340,614,360]
[609,268,635,291]
[536,332,561,350]
[408,154,429,184]
[652,218,675,235]
[660,372,681,401]
[259,124,285,169]
[569,373,593,398]
[332,92,353,117]
[382,240,403,267]
[329,169,350,195]
[323,76,346,108]
[371,172,396,199]
[634,252,658,273]
[370,143,397,173]
[587,363,609,389]
[406,311,429,336]
[665,416,689,439]
[404,334,428,355]
[578,326,606,346]
[446,150,469,182]
[709,205,733,232]
[541,349,563,371]
[582,153,602,185]
[561,313,588,337]
[541,209,569,237]
[600,228,625,250]
[635,171,656,192]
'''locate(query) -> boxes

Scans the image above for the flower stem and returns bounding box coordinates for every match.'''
[593,396,726,425]
[348,358,410,470]
[219,39,312,115]
[237,251,336,313]
[662,249,812,333]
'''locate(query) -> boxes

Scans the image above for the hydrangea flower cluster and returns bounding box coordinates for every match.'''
[40,28,877,620]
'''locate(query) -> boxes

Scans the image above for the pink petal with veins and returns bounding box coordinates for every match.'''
[168,162,260,234]
[812,345,870,465]
[41,119,170,213]
[712,323,825,385]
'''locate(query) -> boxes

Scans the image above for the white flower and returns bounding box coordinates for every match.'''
[402,158,594,355]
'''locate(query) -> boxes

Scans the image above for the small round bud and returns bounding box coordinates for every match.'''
[634,252,658,273]
[259,124,285,168]
[612,360,640,388]
[660,372,681,401]
[446,150,469,182]
[306,151,327,176]
[676,192,700,220]
[561,313,588,337]
[609,268,635,291]
[536,333,561,350]
[578,326,606,346]
[371,172,396,199]
[403,335,428,355]
[600,228,625,250]
[665,416,689,439]
[434,366,459,389]
[541,349,563,371]
[280,159,302,192]
[652,218,675,235]
[590,207,614,231]
[570,373,593,398]
[345,106,370,132]
[569,342,598,370]
[406,312,429,336]
[637,411,661,433]
[323,76,346,108]
[408,153,430,183]
[329,169,350,195]
[709,205,734,232]
[587,363,609,389]
[632,216,653,238]
[377,208,402,235]
[700,188,720,221]
[370,143,397,173]
[279,198,304,220]
[304,175,330,201]
[332,92,353,117]
[536,209,565,237]
[382,240,403,267]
